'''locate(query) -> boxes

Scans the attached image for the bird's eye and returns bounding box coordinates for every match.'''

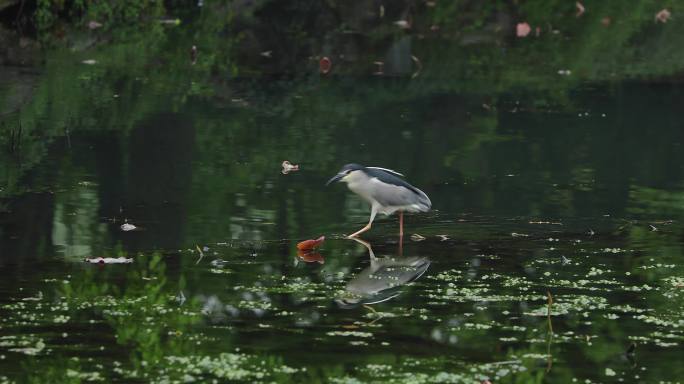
[345,170,352,175]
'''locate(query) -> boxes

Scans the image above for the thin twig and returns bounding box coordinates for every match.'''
[363,304,378,314]
[546,290,554,373]
[363,304,384,326]
[65,127,71,149]
[8,122,14,152]
[367,314,385,326]
[16,0,26,34]
[195,245,204,264]
[411,55,422,79]
[547,291,553,333]
[17,120,22,149]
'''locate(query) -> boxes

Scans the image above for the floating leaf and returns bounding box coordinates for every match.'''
[393,20,411,29]
[158,18,181,25]
[84,257,133,264]
[319,57,332,74]
[120,223,137,231]
[297,236,325,251]
[282,160,300,174]
[655,9,671,23]
[410,234,426,242]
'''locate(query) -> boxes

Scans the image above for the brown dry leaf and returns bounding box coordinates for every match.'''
[281,160,299,174]
[319,57,332,74]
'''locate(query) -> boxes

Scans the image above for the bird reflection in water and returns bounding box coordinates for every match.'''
[336,237,430,308]
[296,249,325,264]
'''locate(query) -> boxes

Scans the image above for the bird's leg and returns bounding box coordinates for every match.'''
[398,211,404,255]
[350,237,376,262]
[399,211,404,238]
[348,205,378,238]
[348,224,371,238]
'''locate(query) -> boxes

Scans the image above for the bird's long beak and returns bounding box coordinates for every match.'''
[325,173,344,186]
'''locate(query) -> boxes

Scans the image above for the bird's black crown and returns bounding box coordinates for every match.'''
[339,163,365,173]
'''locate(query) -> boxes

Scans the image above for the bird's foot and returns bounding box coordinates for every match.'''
[347,225,371,238]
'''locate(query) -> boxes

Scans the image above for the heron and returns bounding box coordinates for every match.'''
[336,237,430,308]
[326,163,431,238]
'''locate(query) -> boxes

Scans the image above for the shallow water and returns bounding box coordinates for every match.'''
[2,5,684,383]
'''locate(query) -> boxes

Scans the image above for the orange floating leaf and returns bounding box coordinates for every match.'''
[297,236,325,251]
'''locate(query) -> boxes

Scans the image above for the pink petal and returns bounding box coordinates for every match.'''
[516,22,531,37]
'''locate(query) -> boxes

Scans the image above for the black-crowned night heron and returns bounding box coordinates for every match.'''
[326,163,431,238]
[336,237,430,308]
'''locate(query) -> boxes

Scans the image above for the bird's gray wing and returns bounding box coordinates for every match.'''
[366,167,404,177]
[368,177,432,211]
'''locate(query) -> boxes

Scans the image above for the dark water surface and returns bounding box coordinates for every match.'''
[2,6,684,383]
